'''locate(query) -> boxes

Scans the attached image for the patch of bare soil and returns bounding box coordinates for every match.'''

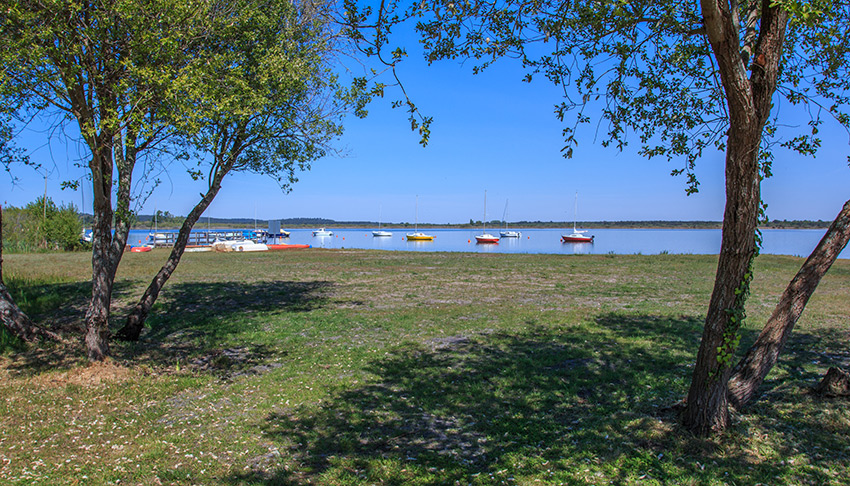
[29,359,137,388]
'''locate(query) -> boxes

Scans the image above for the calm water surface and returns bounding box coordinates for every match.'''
[128,227,848,259]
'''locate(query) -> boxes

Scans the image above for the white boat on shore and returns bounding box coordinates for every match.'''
[212,239,269,252]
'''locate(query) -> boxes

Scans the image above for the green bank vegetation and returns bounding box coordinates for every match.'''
[1,197,86,253]
[2,250,848,484]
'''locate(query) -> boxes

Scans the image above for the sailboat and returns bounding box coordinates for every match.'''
[146,205,166,247]
[406,195,435,241]
[499,199,521,238]
[372,205,392,237]
[561,192,594,243]
[475,190,499,243]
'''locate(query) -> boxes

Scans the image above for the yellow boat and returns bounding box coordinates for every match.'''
[406,195,435,241]
[406,232,435,241]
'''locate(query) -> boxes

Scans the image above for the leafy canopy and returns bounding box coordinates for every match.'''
[348,0,850,191]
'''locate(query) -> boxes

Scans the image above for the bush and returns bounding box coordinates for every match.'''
[2,197,85,252]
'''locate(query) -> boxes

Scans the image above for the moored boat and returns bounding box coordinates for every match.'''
[373,205,393,237]
[475,234,500,243]
[406,195,435,241]
[312,228,333,237]
[406,232,435,241]
[499,199,521,238]
[474,190,499,244]
[561,192,594,243]
[561,233,594,243]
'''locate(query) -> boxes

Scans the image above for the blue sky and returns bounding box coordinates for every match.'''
[3,31,848,225]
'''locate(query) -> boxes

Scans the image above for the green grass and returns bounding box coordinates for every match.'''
[1,249,848,484]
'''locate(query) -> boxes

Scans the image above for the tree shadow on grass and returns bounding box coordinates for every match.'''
[230,313,848,485]
[116,280,333,371]
[2,279,128,374]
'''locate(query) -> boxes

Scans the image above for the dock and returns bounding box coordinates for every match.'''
[147,230,266,248]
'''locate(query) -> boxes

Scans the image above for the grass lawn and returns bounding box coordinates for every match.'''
[1,249,848,485]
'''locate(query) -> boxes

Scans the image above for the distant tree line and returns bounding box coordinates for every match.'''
[126,215,833,230]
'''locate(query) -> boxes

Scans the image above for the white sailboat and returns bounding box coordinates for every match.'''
[499,199,521,238]
[372,205,392,237]
[475,190,499,243]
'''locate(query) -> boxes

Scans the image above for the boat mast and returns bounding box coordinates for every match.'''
[573,191,578,233]
[414,195,418,233]
[482,190,487,233]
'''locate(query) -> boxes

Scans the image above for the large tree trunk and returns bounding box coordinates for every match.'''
[82,128,138,360]
[682,0,788,436]
[84,154,116,361]
[728,199,850,407]
[1,205,63,343]
[682,126,762,435]
[117,170,228,341]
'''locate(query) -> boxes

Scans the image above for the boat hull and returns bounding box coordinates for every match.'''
[500,231,521,238]
[406,233,435,241]
[130,246,152,253]
[561,235,594,243]
[372,231,393,237]
[475,235,500,244]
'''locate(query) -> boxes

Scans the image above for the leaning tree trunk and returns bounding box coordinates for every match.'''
[728,199,850,408]
[117,162,231,341]
[682,0,788,436]
[1,205,62,343]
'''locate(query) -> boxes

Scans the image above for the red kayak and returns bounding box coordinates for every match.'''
[267,244,311,250]
[130,246,152,252]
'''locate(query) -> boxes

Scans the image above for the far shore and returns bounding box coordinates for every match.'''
[129,220,831,231]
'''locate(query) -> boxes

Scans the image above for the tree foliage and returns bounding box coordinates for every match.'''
[1,0,393,357]
[118,0,373,341]
[349,0,850,187]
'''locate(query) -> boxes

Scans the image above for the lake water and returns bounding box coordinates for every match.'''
[127,227,849,259]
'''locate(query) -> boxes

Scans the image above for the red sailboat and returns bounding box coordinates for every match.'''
[561,192,594,243]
